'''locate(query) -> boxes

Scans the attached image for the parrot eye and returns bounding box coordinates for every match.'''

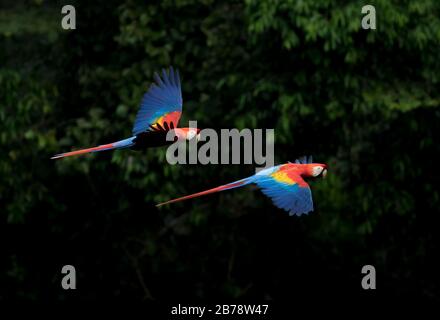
[312,166,324,177]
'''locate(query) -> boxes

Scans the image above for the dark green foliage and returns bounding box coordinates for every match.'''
[1,0,439,301]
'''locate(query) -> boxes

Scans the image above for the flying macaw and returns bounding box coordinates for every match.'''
[157,156,328,216]
[51,67,199,159]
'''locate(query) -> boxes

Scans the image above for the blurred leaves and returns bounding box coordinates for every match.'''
[0,8,59,39]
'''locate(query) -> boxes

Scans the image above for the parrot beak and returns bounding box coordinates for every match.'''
[196,133,201,142]
[322,168,327,178]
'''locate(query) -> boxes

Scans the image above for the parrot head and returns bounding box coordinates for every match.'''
[292,156,328,179]
[308,163,328,178]
[174,128,201,141]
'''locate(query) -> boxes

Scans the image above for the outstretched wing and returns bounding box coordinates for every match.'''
[254,168,314,216]
[132,67,183,135]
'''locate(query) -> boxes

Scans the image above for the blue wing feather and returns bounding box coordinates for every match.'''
[253,176,314,216]
[132,67,183,135]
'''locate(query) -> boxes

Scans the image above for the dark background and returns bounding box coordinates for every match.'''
[1,0,440,306]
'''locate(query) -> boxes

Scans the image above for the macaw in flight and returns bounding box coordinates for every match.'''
[52,67,199,159]
[157,156,328,216]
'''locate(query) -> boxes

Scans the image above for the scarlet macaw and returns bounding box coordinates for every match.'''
[157,156,328,216]
[51,67,199,159]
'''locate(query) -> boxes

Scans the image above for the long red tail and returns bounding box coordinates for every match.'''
[51,144,115,159]
[51,137,135,159]
[156,178,252,207]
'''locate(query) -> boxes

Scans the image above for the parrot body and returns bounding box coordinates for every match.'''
[52,67,199,159]
[157,156,328,216]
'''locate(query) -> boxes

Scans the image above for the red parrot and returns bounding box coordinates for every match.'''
[157,156,328,216]
[51,67,200,159]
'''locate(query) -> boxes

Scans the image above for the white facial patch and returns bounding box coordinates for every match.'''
[187,130,197,140]
[312,166,324,177]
